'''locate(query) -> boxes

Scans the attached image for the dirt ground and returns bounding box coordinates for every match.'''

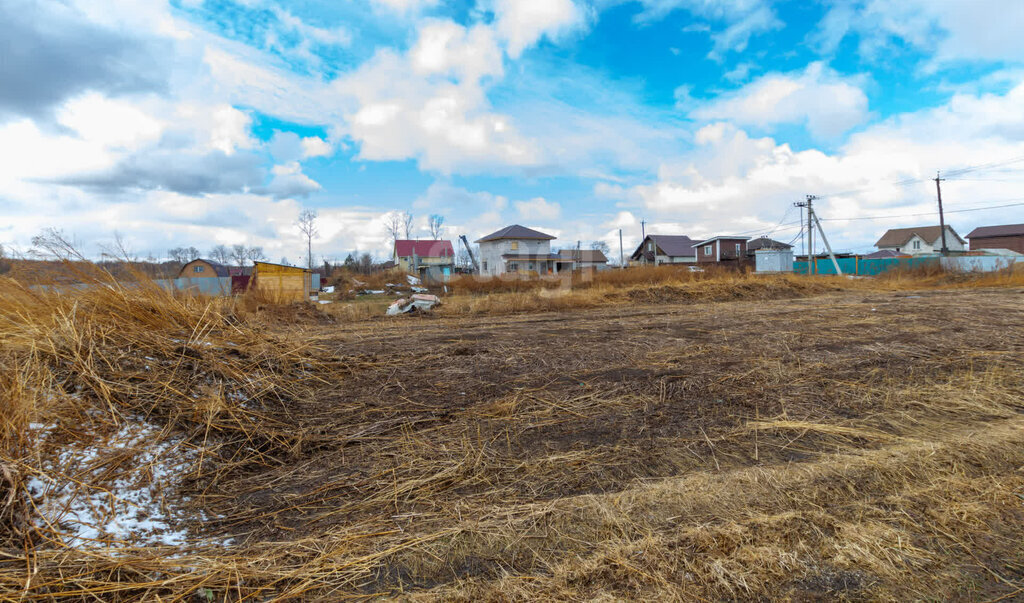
[183,286,1024,599]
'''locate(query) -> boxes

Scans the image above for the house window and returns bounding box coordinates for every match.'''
[912,240,921,250]
[648,241,654,251]
[482,261,488,271]
[508,262,518,271]
[735,243,741,255]
[704,245,712,255]
[528,262,535,270]
[510,241,519,251]
[194,265,204,273]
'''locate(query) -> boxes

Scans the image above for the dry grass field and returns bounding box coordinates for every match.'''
[2,267,1024,600]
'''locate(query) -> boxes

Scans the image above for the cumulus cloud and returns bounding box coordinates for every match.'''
[492,0,587,58]
[514,197,561,220]
[608,78,1024,251]
[255,162,322,199]
[690,62,870,139]
[0,0,169,121]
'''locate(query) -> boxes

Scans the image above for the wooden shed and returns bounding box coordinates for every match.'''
[252,261,313,302]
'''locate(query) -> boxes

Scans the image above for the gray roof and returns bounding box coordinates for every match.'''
[476,224,556,243]
[746,236,793,252]
[966,223,1024,239]
[556,249,608,262]
[630,235,698,260]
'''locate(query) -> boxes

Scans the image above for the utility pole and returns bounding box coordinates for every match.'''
[641,219,646,240]
[619,229,624,267]
[795,196,816,274]
[934,171,949,256]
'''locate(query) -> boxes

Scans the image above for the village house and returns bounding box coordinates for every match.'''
[874,225,965,255]
[392,240,456,272]
[693,236,751,265]
[555,249,609,271]
[177,258,231,279]
[629,235,698,265]
[966,223,1024,254]
[476,225,557,276]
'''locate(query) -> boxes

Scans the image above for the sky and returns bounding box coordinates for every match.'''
[3,0,1024,264]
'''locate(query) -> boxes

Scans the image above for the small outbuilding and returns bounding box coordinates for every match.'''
[252,261,313,302]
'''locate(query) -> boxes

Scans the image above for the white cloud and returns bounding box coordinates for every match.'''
[300,136,332,158]
[411,20,504,81]
[812,0,1024,67]
[492,0,587,58]
[633,0,781,58]
[371,0,440,14]
[690,62,870,139]
[514,196,561,220]
[608,78,1024,251]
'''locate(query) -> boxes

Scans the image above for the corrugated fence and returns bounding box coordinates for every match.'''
[794,255,1021,275]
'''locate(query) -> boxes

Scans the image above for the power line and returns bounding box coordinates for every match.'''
[820,199,1024,222]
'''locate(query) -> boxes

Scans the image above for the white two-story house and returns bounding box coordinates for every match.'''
[874,225,965,255]
[476,225,557,276]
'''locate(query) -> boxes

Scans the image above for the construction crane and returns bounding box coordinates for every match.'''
[459,235,479,273]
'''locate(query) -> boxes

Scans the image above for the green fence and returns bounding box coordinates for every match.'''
[793,256,940,276]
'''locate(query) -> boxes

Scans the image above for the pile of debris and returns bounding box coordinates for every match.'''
[386,293,442,315]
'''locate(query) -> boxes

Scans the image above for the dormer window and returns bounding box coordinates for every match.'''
[194,265,204,273]
[510,241,519,251]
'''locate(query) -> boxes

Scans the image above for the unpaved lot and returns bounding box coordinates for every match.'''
[191,287,1024,599]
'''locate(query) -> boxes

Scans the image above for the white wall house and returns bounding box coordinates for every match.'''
[874,225,966,255]
[476,225,557,276]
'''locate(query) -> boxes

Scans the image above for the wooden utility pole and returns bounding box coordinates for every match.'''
[934,171,949,255]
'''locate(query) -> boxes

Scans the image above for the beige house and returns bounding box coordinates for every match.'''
[874,225,965,255]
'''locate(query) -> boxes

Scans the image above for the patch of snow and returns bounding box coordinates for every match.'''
[29,420,206,548]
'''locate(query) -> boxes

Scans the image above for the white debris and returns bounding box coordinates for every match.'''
[406,275,421,286]
[28,420,203,548]
[386,293,441,316]
[322,286,334,294]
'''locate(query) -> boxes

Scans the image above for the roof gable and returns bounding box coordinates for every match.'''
[476,224,556,243]
[875,225,964,247]
[394,240,455,258]
[747,236,793,251]
[630,235,699,260]
[180,258,230,277]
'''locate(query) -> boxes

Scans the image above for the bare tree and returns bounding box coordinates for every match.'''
[99,231,137,263]
[210,244,231,265]
[384,212,403,243]
[590,240,611,256]
[402,211,414,239]
[231,244,248,267]
[359,252,373,274]
[33,228,87,261]
[185,246,200,262]
[245,246,265,263]
[427,214,445,240]
[296,209,318,270]
[168,247,188,264]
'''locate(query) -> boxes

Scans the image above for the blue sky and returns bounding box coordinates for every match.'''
[3,0,1024,263]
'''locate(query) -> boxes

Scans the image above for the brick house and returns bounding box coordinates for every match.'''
[693,236,751,264]
[966,224,1024,254]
